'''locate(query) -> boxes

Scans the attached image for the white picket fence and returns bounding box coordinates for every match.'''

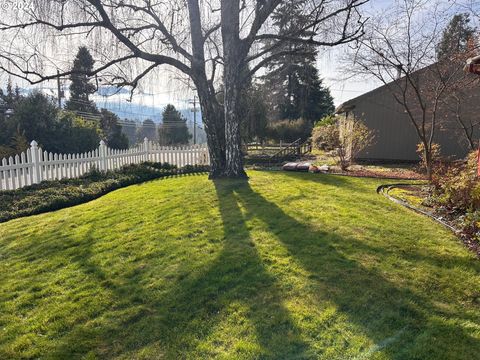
[0,138,210,191]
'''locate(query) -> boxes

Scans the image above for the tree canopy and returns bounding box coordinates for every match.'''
[0,0,367,178]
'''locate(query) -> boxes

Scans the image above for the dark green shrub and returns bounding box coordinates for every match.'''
[143,162,178,171]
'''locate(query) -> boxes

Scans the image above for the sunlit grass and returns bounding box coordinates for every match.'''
[0,171,478,359]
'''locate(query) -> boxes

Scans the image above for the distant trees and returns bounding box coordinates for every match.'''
[0,80,21,154]
[64,47,129,149]
[262,1,334,128]
[120,119,138,145]
[239,85,268,143]
[12,91,59,148]
[436,14,479,151]
[137,119,157,142]
[0,87,102,156]
[54,111,101,153]
[99,109,129,150]
[158,104,191,145]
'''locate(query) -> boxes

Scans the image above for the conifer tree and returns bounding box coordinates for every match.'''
[263,1,334,124]
[158,104,191,145]
[437,14,476,60]
[65,47,98,114]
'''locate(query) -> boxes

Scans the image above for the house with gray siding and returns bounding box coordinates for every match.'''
[335,65,479,162]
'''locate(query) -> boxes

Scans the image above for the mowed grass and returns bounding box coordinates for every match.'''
[0,171,479,359]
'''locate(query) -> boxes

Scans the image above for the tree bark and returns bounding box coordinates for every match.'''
[221,0,247,178]
[223,79,247,178]
[423,144,432,180]
[197,90,226,178]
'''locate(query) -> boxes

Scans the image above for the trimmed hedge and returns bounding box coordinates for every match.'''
[0,162,210,223]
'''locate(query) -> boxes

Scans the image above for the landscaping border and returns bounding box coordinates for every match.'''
[377,183,480,258]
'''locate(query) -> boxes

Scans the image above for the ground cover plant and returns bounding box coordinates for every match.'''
[0,163,209,223]
[0,171,478,359]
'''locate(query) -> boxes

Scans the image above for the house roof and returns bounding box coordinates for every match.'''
[335,62,447,114]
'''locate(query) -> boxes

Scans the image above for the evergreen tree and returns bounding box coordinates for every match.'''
[4,78,21,109]
[53,111,101,153]
[12,91,59,148]
[137,119,157,142]
[65,46,98,114]
[263,2,334,124]
[99,109,129,149]
[239,84,268,142]
[437,14,476,60]
[120,119,138,145]
[158,104,191,145]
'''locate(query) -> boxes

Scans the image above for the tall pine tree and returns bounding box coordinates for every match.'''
[158,104,191,145]
[437,14,476,60]
[263,1,334,124]
[65,47,98,114]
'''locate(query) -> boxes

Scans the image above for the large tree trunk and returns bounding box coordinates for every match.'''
[193,78,226,178]
[221,0,247,178]
[199,95,226,178]
[223,77,246,178]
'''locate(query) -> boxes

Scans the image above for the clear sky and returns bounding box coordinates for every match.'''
[317,0,396,106]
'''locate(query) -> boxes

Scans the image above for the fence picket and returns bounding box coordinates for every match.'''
[0,141,210,191]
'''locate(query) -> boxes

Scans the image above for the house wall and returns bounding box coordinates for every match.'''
[345,88,479,162]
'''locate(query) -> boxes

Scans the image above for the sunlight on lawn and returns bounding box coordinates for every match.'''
[0,171,479,359]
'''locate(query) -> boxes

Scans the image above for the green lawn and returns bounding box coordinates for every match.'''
[0,171,479,359]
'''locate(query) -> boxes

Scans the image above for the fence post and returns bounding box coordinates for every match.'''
[30,140,41,184]
[144,137,150,162]
[99,140,107,172]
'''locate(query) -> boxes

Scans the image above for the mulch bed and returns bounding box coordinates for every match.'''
[332,169,426,180]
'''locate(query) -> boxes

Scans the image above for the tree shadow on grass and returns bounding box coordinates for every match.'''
[48,182,313,359]
[6,174,478,359]
[227,179,480,359]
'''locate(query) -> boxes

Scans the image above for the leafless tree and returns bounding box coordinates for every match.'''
[348,0,475,179]
[0,0,367,178]
[440,47,480,151]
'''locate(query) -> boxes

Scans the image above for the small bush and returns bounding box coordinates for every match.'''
[314,114,337,127]
[429,151,480,243]
[416,142,442,175]
[143,162,178,171]
[312,123,339,151]
[311,116,375,170]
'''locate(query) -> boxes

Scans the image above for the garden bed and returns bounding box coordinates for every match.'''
[382,183,480,257]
